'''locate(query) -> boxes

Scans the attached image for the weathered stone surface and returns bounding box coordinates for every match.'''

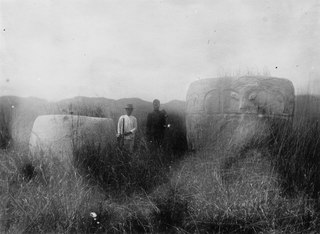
[186,76,295,150]
[29,115,116,166]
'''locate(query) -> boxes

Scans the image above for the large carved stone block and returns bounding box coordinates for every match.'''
[29,115,116,167]
[186,76,295,150]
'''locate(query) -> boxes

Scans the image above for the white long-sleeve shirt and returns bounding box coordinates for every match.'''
[117,115,137,140]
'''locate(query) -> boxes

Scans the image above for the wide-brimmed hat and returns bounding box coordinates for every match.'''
[124,104,134,109]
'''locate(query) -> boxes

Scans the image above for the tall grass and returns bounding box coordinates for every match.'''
[154,149,318,233]
[0,105,13,149]
[0,136,182,233]
[0,148,163,233]
[269,99,320,198]
[73,142,175,195]
[1,94,320,233]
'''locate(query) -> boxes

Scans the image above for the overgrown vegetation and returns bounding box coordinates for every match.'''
[73,143,175,195]
[0,103,14,149]
[1,94,320,233]
[0,108,11,149]
[269,106,320,198]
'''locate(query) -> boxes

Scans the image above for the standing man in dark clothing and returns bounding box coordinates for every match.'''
[146,99,167,149]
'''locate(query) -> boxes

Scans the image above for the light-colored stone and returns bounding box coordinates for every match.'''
[186,76,295,150]
[29,115,116,166]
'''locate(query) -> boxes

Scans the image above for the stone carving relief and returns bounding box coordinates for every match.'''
[190,77,293,116]
[204,89,220,114]
[186,76,295,150]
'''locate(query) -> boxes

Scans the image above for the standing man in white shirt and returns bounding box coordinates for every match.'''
[117,104,137,153]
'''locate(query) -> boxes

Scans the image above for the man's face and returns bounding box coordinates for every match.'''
[153,101,160,111]
[126,108,133,116]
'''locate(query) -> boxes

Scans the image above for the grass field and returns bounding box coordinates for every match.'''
[1,95,320,233]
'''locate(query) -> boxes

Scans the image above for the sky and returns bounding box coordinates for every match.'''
[0,0,320,102]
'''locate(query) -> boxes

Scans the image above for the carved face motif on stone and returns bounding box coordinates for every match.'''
[233,83,286,115]
[203,88,285,115]
[222,89,240,113]
[186,76,294,150]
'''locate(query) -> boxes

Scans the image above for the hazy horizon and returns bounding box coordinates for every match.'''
[1,0,320,103]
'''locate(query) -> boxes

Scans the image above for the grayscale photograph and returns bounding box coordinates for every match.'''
[1,0,320,233]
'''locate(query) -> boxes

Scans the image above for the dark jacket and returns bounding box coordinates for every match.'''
[146,110,166,142]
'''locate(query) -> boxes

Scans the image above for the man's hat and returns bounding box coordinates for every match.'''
[124,104,134,109]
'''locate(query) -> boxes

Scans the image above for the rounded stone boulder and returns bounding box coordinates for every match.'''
[29,115,116,166]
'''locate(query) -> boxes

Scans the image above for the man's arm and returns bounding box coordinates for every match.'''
[130,116,137,134]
